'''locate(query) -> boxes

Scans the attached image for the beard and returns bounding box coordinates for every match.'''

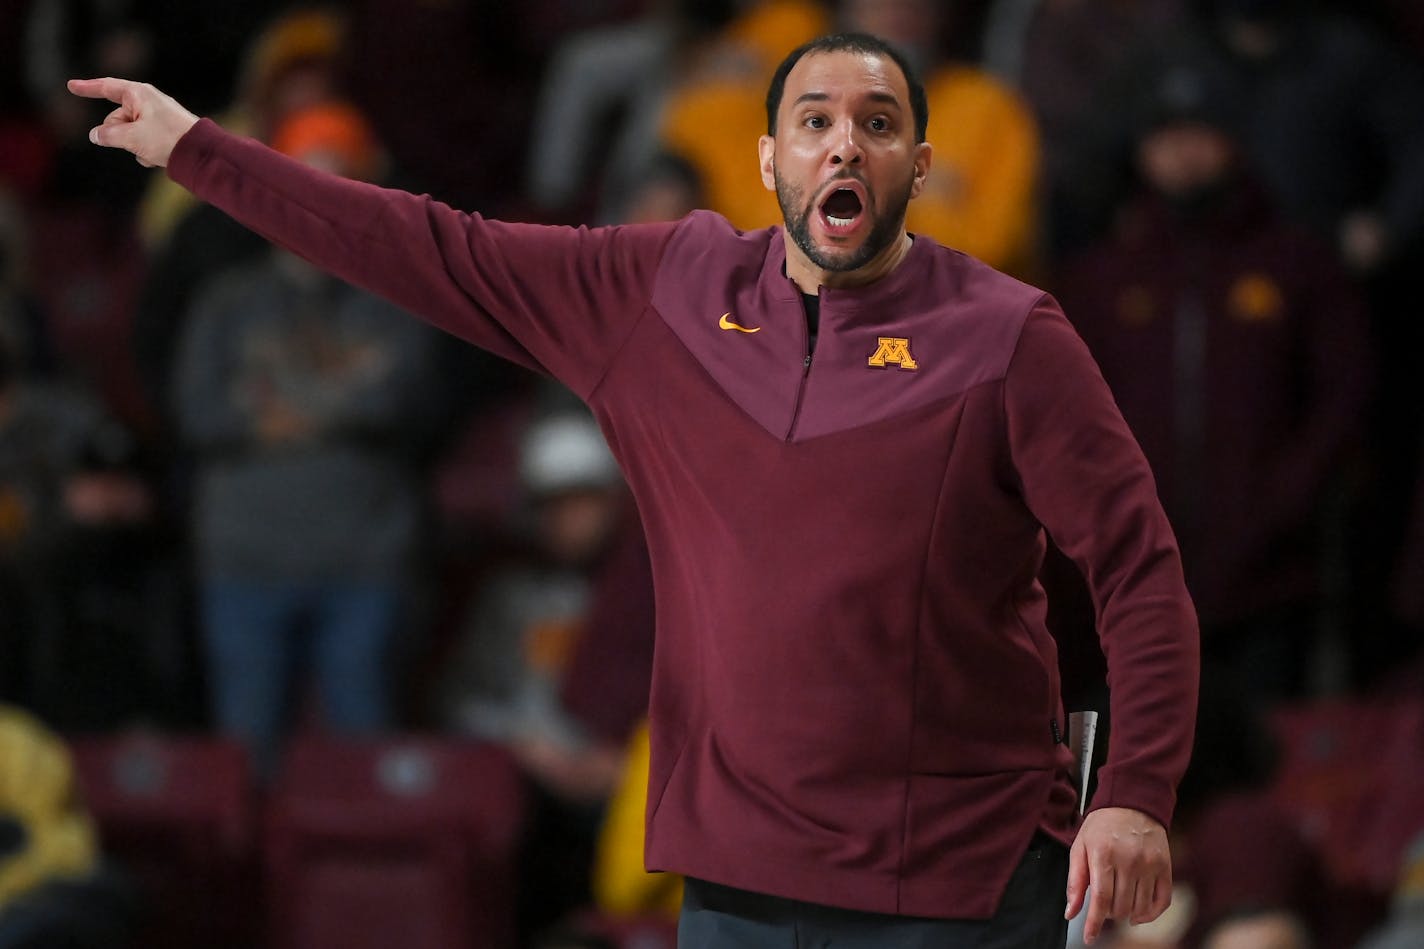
[775,168,915,273]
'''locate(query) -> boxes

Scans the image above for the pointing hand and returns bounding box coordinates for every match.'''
[66,77,199,169]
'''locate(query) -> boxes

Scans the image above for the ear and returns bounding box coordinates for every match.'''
[758,134,776,192]
[909,140,932,199]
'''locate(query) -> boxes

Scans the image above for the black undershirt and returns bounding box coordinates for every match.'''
[802,292,820,356]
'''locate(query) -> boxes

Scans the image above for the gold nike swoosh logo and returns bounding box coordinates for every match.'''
[719,313,761,334]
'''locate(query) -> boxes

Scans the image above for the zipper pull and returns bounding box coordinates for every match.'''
[1051,718,1064,745]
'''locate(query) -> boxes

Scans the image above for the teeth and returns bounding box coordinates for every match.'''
[827,215,854,226]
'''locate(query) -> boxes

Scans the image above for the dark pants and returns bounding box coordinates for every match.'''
[678,835,1069,949]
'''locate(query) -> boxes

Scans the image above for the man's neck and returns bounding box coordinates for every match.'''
[782,230,914,295]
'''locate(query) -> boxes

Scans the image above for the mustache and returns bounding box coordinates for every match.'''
[819,171,869,191]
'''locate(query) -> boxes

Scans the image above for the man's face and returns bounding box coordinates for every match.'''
[759,50,929,276]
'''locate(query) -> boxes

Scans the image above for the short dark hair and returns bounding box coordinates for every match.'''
[765,33,929,144]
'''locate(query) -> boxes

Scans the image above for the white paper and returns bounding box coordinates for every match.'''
[1068,710,1099,816]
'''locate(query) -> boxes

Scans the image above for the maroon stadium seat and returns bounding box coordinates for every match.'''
[264,736,526,949]
[68,732,257,949]
[1268,697,1424,948]
[1356,697,1424,888]
[1270,698,1424,890]
[571,909,680,949]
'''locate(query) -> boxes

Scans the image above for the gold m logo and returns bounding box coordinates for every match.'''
[867,337,918,370]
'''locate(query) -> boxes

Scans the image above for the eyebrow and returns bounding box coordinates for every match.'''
[792,91,903,110]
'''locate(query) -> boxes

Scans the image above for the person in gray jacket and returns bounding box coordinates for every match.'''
[172,102,443,777]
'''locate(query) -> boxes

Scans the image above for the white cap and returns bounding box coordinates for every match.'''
[520,414,619,496]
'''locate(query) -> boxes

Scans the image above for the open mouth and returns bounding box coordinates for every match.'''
[819,185,865,233]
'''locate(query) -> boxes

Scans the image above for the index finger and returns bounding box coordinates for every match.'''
[66,77,135,104]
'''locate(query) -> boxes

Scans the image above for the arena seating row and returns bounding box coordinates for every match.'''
[64,694,1422,949]
[67,734,525,949]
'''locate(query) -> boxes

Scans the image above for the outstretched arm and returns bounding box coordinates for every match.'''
[68,77,677,399]
[68,77,197,168]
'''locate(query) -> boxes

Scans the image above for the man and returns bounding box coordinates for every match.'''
[72,31,1198,949]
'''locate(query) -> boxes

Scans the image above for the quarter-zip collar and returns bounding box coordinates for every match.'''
[767,226,927,330]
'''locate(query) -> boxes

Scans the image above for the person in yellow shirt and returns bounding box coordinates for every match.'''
[0,706,98,909]
[591,720,683,920]
[907,64,1039,277]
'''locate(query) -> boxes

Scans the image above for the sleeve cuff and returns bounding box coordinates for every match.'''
[166,117,223,191]
[1088,767,1179,830]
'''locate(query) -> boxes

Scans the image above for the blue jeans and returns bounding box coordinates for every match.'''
[200,578,402,776]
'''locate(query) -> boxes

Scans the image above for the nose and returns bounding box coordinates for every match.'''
[828,119,864,166]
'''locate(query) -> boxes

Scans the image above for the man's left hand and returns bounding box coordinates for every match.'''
[1064,806,1172,945]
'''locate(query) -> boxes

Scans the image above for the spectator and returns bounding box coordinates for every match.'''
[1063,0,1424,274]
[525,0,739,223]
[1096,0,1424,692]
[434,409,630,938]
[592,721,684,920]
[172,102,444,777]
[0,704,135,948]
[1056,60,1371,701]
[980,0,1187,257]
[0,313,179,727]
[132,9,349,425]
[436,411,626,770]
[0,704,98,903]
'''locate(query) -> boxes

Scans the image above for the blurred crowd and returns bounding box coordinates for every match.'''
[1,1,1423,948]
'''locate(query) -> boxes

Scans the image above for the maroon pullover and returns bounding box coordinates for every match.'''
[168,119,1199,919]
